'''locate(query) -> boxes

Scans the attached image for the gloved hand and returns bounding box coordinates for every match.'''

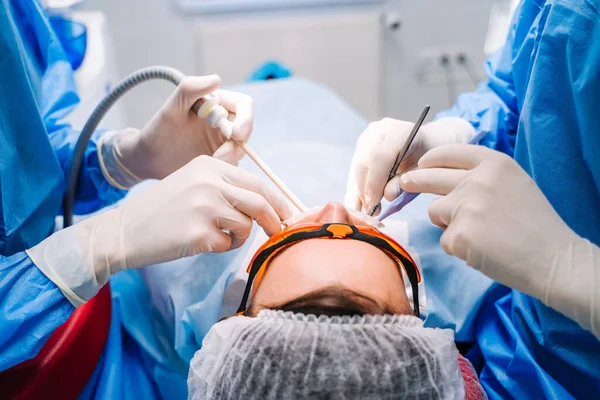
[401,144,600,339]
[98,75,254,188]
[27,156,293,307]
[344,116,475,213]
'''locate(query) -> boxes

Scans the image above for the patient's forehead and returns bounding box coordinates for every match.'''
[252,236,411,315]
[269,239,400,284]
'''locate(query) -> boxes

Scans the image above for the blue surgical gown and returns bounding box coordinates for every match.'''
[433,0,600,398]
[0,0,164,398]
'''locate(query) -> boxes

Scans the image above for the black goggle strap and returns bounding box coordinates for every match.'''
[349,231,420,318]
[236,228,334,314]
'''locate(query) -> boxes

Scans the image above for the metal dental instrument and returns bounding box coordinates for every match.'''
[368,105,431,216]
[377,128,490,221]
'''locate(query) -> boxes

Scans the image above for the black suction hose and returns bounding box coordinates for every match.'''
[62,66,185,228]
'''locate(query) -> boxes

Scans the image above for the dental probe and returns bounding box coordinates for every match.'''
[368,105,431,216]
[194,94,308,213]
[377,128,490,221]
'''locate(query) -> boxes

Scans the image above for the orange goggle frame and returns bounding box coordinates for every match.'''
[236,223,422,317]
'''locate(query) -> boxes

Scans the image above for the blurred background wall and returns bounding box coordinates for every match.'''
[78,0,501,128]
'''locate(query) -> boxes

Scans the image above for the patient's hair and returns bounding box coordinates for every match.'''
[246,285,396,317]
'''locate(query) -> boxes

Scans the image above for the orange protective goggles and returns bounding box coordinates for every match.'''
[236,223,422,317]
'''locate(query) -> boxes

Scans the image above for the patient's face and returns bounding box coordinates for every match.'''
[249,202,413,316]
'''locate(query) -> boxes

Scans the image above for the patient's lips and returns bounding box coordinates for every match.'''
[283,202,383,228]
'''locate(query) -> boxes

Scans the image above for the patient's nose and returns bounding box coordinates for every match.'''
[314,201,353,224]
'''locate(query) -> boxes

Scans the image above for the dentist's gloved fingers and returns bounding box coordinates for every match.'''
[352,122,386,207]
[418,143,484,170]
[401,168,468,196]
[223,162,294,222]
[214,89,254,142]
[354,119,418,207]
[213,141,245,165]
[347,195,363,213]
[203,230,234,254]
[344,192,363,213]
[216,209,253,251]
[344,161,363,212]
[221,182,290,237]
[177,75,222,111]
[120,74,231,181]
[224,166,294,222]
[439,220,468,261]
[383,175,403,203]
[362,132,405,206]
[366,155,419,204]
[348,119,478,210]
[383,165,418,202]
[351,150,370,209]
[428,196,455,230]
[222,186,282,237]
[363,202,381,217]
[364,152,396,208]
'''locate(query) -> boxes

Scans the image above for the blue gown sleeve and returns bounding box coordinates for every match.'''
[42,62,127,215]
[0,252,74,372]
[435,23,520,157]
[34,2,127,215]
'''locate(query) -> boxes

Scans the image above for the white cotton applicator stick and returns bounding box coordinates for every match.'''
[196,95,308,213]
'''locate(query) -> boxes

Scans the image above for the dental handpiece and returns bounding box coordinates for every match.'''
[194,94,308,213]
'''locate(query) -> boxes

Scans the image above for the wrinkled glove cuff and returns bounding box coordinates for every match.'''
[25,209,128,308]
[26,227,99,308]
[546,237,600,340]
[98,130,143,190]
[26,246,88,307]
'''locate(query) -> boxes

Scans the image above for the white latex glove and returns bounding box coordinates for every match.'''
[401,144,600,340]
[344,116,475,213]
[27,156,293,307]
[98,75,254,188]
